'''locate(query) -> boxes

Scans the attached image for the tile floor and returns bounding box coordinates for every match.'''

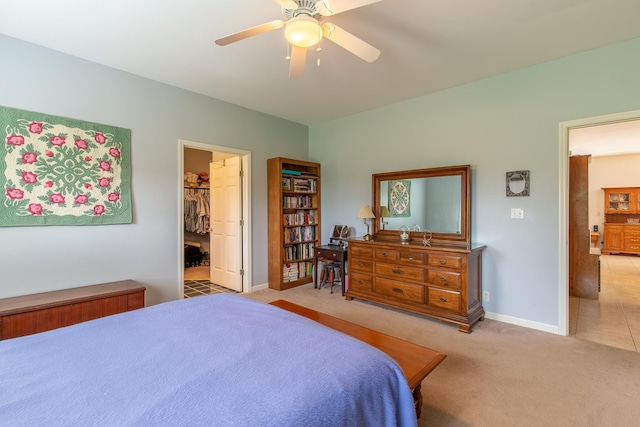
[569,254,640,352]
[184,279,239,298]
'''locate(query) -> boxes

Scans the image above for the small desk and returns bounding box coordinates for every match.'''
[270,299,447,419]
[314,244,348,295]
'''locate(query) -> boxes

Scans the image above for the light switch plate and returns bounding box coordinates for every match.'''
[511,208,524,219]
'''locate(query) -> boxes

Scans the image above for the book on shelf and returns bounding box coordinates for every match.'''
[282,177,291,191]
[282,169,302,176]
[282,210,316,226]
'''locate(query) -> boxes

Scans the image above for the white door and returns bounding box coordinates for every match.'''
[210,156,243,291]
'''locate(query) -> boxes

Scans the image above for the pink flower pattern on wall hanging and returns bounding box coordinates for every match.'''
[1,106,131,226]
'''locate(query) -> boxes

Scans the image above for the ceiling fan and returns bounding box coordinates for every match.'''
[215,0,383,79]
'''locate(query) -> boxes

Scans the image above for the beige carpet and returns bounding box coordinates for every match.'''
[246,284,640,427]
[184,266,209,280]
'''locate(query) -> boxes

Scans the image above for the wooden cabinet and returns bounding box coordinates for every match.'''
[603,224,624,252]
[602,187,640,255]
[0,280,145,340]
[604,187,640,213]
[267,157,321,290]
[346,239,485,333]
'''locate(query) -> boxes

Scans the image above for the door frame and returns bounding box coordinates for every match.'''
[179,139,252,294]
[558,109,640,335]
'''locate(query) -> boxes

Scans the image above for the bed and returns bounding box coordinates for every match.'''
[0,294,417,426]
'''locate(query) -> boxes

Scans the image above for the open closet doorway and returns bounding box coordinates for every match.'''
[559,110,640,337]
[179,139,252,297]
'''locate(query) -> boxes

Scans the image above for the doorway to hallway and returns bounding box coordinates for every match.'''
[561,110,640,335]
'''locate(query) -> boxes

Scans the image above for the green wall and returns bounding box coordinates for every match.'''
[309,37,640,330]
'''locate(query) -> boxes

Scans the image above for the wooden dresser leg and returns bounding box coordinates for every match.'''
[413,383,423,418]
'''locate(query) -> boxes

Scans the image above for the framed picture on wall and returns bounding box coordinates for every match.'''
[388,179,411,217]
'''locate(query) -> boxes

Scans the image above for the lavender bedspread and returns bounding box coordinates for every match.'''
[0,294,417,426]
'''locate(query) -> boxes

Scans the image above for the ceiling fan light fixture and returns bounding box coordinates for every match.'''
[285,15,322,48]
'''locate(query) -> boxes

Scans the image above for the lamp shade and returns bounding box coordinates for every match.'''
[284,15,323,48]
[357,205,376,219]
[379,206,391,218]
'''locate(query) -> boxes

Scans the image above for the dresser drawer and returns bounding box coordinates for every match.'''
[374,277,424,303]
[375,248,398,262]
[626,230,640,237]
[605,224,623,230]
[351,258,373,273]
[626,225,640,233]
[624,239,640,251]
[375,262,425,282]
[350,245,373,258]
[348,272,372,292]
[428,254,462,270]
[625,236,640,244]
[428,288,461,313]
[399,251,426,265]
[428,270,462,290]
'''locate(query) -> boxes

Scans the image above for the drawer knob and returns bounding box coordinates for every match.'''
[381,252,388,257]
[358,280,364,285]
[358,263,364,268]
[392,269,404,275]
[358,250,363,255]
[439,260,446,265]
[408,256,415,261]
[439,276,447,282]
[439,296,448,303]
[392,287,404,294]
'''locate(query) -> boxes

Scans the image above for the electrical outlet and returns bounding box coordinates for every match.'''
[482,291,490,302]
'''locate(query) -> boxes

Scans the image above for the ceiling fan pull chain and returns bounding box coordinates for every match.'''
[286,42,291,60]
[316,23,322,67]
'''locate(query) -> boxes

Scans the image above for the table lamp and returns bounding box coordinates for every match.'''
[357,205,376,241]
[379,206,391,230]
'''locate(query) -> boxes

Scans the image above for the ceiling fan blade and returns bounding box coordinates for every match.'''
[317,0,383,16]
[289,45,307,79]
[321,23,380,62]
[215,20,284,46]
[273,0,299,9]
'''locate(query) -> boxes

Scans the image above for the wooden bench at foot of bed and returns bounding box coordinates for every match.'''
[270,299,446,418]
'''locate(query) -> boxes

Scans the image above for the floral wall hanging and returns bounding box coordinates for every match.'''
[1,106,132,226]
[388,179,411,217]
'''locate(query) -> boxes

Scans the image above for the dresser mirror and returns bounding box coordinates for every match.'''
[372,165,470,247]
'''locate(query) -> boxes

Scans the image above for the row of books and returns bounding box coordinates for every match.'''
[283,210,316,226]
[283,195,313,208]
[281,177,317,193]
[283,226,316,243]
[283,243,315,262]
[282,261,313,283]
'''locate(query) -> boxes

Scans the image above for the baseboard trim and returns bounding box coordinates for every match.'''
[485,311,560,335]
[251,282,269,292]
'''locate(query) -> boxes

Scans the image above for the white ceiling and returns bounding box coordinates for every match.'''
[570,119,640,157]
[1,0,640,127]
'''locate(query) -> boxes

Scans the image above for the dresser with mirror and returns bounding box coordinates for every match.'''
[345,165,485,333]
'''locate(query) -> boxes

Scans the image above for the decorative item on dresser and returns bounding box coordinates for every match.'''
[267,157,321,290]
[602,187,640,255]
[346,165,486,333]
[0,280,145,340]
